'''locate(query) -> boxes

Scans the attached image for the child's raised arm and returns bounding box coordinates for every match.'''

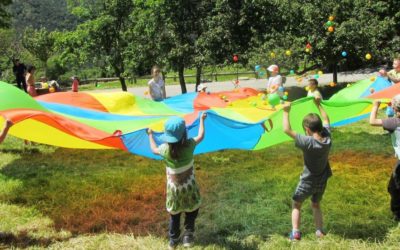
[0,117,13,144]
[283,102,297,139]
[194,112,207,144]
[314,97,330,126]
[147,129,160,155]
[369,100,383,126]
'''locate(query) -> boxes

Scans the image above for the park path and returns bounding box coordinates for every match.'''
[90,69,379,98]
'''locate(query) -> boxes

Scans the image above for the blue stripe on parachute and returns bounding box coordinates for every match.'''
[162,92,197,113]
[359,76,392,98]
[39,101,166,120]
[121,111,266,160]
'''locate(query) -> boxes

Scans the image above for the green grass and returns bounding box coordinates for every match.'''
[0,118,399,249]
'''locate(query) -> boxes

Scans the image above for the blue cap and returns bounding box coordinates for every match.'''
[162,116,186,143]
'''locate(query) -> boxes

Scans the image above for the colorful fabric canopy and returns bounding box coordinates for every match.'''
[0,76,395,159]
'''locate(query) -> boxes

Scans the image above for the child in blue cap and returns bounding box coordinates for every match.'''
[148,112,206,249]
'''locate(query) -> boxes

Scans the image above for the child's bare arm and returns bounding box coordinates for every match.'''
[147,129,160,155]
[369,100,383,126]
[194,112,206,144]
[0,117,13,144]
[282,103,297,139]
[314,97,330,126]
[388,72,400,83]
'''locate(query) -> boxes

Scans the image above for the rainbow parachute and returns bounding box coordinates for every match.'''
[0,76,395,159]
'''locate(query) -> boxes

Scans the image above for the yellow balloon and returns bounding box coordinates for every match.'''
[318,71,323,75]
[347,83,352,88]
[144,91,149,95]
[365,53,372,60]
[270,52,276,58]
[49,87,55,93]
[329,82,336,87]
[370,76,376,82]
[328,16,335,21]
[285,50,292,56]
[305,86,310,91]
[305,48,310,53]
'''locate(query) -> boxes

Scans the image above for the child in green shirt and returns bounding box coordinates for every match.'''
[148,113,206,249]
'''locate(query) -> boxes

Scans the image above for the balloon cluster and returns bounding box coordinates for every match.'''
[305,43,312,53]
[325,16,335,33]
[254,65,266,77]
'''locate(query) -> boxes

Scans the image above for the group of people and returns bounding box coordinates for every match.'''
[12,59,37,97]
[2,62,400,249]
[12,59,63,96]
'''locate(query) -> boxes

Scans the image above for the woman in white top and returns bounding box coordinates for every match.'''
[266,64,282,94]
[148,65,166,101]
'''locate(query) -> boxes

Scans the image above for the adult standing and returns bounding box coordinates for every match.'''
[25,65,37,97]
[12,59,27,92]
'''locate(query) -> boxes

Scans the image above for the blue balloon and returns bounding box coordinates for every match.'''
[255,65,261,71]
[386,106,395,117]
[259,71,265,76]
[278,86,284,92]
[341,51,347,57]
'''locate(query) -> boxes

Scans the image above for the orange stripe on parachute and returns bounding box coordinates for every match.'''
[35,92,108,112]
[1,109,126,150]
[367,83,400,100]
[193,88,259,110]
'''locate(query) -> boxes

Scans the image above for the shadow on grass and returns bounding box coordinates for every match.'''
[0,231,71,248]
[0,148,168,237]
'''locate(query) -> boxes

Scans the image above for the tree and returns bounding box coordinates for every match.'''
[65,0,134,91]
[0,0,12,28]
[22,27,55,74]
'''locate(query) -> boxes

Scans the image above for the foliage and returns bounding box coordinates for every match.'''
[22,28,55,73]
[62,0,135,91]
[1,0,400,90]
[10,0,78,31]
[0,0,11,28]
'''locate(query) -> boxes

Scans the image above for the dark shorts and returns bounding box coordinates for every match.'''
[292,180,327,203]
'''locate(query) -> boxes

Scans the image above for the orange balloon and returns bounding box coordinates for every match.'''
[329,82,336,87]
[328,26,334,32]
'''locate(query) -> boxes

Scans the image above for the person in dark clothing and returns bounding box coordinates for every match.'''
[12,59,27,92]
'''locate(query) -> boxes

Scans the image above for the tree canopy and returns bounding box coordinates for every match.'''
[0,0,399,91]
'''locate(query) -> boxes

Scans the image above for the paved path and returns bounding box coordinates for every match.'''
[90,69,379,98]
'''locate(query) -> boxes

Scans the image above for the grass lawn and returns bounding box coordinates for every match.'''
[0,117,399,249]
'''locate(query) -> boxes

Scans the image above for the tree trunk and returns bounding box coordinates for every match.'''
[114,62,127,91]
[333,63,338,84]
[178,64,187,93]
[195,65,202,92]
[119,76,127,91]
